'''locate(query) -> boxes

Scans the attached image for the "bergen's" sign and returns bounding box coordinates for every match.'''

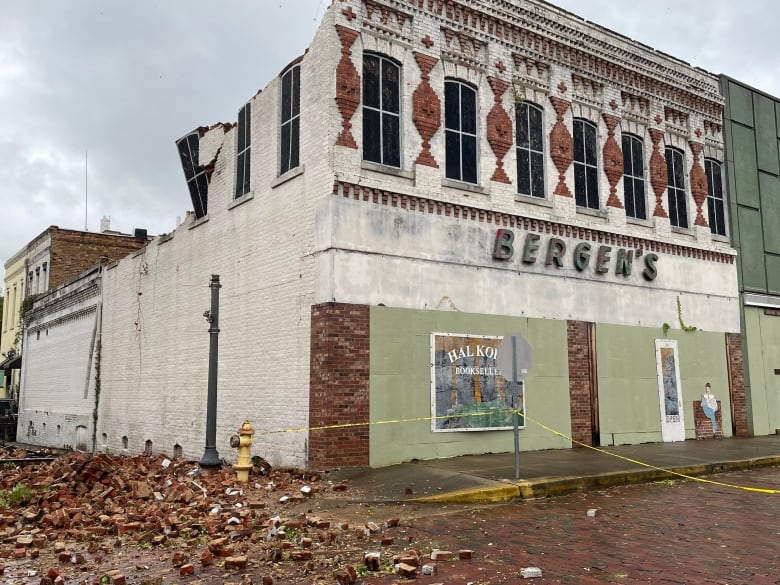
[492,229,658,280]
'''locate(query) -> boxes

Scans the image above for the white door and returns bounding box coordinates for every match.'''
[655,339,685,442]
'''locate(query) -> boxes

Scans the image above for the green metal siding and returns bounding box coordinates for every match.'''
[755,94,779,174]
[738,207,768,291]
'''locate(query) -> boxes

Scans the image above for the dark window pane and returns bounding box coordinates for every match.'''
[584,122,597,165]
[531,152,544,198]
[529,105,543,151]
[461,85,477,134]
[177,137,196,179]
[445,82,460,130]
[517,105,529,148]
[363,109,381,163]
[382,60,399,113]
[666,150,675,186]
[587,168,599,209]
[517,149,530,194]
[462,135,477,183]
[573,120,584,162]
[632,138,644,176]
[622,135,632,175]
[634,180,646,220]
[363,55,380,108]
[280,124,290,174]
[281,71,292,122]
[574,164,586,207]
[291,66,300,117]
[290,117,299,170]
[445,130,461,180]
[624,178,635,217]
[383,114,400,167]
[673,153,685,189]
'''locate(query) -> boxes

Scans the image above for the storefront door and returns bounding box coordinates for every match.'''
[655,339,685,442]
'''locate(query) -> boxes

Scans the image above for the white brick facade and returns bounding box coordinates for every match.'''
[15,0,744,467]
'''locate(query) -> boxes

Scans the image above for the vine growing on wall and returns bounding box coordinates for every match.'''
[662,296,697,335]
[91,339,101,453]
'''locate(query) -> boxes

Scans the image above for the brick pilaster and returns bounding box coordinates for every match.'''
[309,303,370,469]
[726,332,749,437]
[566,320,595,445]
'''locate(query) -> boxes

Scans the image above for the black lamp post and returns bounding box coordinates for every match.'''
[200,274,222,471]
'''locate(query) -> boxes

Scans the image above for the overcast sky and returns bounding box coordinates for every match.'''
[2,0,779,290]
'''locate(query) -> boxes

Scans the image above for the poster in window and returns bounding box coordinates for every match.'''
[430,333,522,432]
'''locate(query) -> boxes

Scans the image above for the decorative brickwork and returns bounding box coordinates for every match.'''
[334,25,361,149]
[688,140,709,227]
[486,77,512,183]
[332,179,736,264]
[566,320,595,446]
[412,52,441,168]
[549,96,573,197]
[648,128,668,218]
[601,113,624,208]
[398,0,723,119]
[309,303,370,469]
[726,332,749,437]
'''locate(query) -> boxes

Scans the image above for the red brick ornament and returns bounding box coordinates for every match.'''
[412,53,441,168]
[334,25,360,149]
[487,77,512,183]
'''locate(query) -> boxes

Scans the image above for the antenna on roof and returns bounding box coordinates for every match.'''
[85,149,89,231]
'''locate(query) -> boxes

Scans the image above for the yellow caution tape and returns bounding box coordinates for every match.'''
[254,407,780,494]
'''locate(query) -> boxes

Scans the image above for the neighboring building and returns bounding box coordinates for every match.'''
[720,76,780,436]
[1,249,27,399]
[17,264,103,449]
[2,226,148,404]
[20,0,745,469]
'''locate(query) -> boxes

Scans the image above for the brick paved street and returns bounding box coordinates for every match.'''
[360,467,780,585]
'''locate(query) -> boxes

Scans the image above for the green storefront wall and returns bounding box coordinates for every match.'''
[596,324,731,445]
[368,306,570,468]
[368,307,734,467]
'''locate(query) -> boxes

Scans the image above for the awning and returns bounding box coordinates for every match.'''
[0,354,21,370]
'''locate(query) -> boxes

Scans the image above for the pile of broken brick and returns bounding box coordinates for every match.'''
[0,450,475,584]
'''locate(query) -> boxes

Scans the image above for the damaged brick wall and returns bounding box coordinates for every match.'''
[309,303,369,469]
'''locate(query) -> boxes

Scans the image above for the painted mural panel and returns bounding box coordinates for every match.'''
[430,333,523,432]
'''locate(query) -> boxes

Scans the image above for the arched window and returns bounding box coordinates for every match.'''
[445,79,478,184]
[573,118,599,209]
[622,133,646,220]
[705,159,726,236]
[363,54,400,167]
[665,147,688,228]
[280,64,301,175]
[516,101,545,198]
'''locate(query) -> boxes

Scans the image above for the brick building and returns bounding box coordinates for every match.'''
[19,0,749,469]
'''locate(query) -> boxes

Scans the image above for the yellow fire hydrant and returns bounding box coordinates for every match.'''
[230,420,254,482]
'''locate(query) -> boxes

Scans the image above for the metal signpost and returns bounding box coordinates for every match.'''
[496,334,533,480]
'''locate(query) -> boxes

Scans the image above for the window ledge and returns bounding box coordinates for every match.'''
[626,216,653,228]
[514,193,552,208]
[670,226,694,237]
[442,178,487,196]
[272,165,305,189]
[228,191,254,210]
[576,206,608,220]
[711,233,730,244]
[361,160,415,181]
[188,215,209,230]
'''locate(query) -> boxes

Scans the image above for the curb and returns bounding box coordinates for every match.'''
[408,456,780,503]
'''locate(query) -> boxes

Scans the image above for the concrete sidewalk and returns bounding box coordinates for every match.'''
[324,435,780,503]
